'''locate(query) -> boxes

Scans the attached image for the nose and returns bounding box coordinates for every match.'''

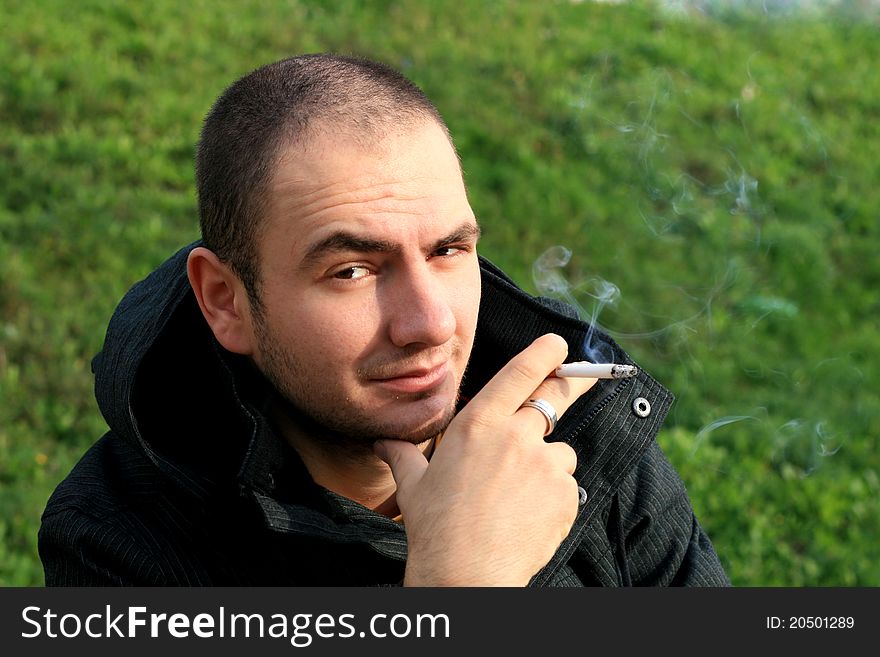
[386,264,456,348]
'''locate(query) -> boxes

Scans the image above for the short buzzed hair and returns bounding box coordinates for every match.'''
[195,53,451,312]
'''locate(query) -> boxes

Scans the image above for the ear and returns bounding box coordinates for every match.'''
[187,246,256,355]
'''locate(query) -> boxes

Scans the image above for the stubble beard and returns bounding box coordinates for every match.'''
[253,315,462,455]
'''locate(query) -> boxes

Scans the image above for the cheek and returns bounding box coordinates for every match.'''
[277,296,379,366]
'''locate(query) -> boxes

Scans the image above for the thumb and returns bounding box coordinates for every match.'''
[374,439,429,495]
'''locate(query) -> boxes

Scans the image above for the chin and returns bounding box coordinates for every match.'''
[383,405,457,445]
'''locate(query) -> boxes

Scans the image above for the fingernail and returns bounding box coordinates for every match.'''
[544,333,569,352]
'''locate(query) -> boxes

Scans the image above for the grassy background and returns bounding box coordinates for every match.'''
[2,0,878,586]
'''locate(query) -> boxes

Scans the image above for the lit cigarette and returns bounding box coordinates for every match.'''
[555,362,639,379]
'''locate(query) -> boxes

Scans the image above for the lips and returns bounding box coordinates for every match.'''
[372,362,450,394]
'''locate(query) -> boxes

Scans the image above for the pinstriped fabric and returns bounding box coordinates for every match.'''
[40,433,218,586]
[613,442,729,587]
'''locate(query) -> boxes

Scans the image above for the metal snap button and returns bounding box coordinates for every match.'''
[577,486,588,505]
[632,397,651,418]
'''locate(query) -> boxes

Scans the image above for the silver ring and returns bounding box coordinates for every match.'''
[520,398,558,436]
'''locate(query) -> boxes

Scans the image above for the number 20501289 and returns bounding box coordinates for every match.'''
[766,616,854,629]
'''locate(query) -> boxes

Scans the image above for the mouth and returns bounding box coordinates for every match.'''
[371,362,451,395]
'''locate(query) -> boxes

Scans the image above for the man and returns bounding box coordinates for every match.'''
[39,54,729,586]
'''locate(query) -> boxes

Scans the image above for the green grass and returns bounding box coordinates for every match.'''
[2,0,878,586]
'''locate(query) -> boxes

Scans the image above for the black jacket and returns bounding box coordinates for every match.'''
[39,242,730,586]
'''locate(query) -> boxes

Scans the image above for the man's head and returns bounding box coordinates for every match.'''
[188,54,481,451]
[195,53,453,313]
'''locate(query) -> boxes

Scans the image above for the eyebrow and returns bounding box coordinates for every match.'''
[300,221,481,269]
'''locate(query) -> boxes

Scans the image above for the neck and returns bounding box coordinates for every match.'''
[269,402,435,517]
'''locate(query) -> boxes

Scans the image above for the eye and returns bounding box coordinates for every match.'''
[334,265,371,280]
[433,245,464,258]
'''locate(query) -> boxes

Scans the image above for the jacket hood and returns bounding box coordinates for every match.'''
[92,242,192,445]
[92,241,258,494]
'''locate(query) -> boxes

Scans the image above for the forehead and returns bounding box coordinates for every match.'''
[261,120,473,254]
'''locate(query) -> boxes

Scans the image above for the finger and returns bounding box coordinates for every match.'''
[374,440,429,495]
[474,333,569,413]
[546,443,577,475]
[517,372,597,433]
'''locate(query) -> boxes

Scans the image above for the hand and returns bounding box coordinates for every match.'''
[374,333,596,586]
